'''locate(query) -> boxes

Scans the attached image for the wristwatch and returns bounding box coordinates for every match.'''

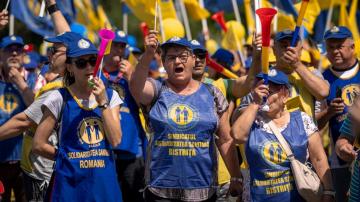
[98,102,109,110]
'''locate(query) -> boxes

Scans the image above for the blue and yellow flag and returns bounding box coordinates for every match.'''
[11,0,76,37]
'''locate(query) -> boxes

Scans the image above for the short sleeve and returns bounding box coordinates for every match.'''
[212,85,229,116]
[340,116,355,141]
[42,90,63,120]
[109,89,123,108]
[301,112,318,137]
[24,90,53,124]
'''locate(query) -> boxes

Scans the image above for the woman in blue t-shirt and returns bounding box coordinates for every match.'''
[231,70,334,202]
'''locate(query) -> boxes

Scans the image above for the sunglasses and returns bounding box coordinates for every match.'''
[4,45,24,53]
[73,56,97,69]
[48,47,65,55]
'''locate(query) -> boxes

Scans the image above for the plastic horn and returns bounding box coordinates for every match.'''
[92,29,115,77]
[140,22,149,39]
[291,0,309,47]
[211,11,227,32]
[206,54,239,79]
[256,8,277,86]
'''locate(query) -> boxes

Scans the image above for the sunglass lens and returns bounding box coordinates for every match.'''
[75,59,87,69]
[89,57,97,67]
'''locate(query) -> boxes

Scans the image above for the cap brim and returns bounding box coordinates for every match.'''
[112,39,127,44]
[2,42,24,48]
[161,41,190,48]
[324,34,351,40]
[68,50,98,58]
[44,37,63,43]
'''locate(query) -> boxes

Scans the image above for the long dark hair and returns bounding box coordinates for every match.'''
[63,57,75,86]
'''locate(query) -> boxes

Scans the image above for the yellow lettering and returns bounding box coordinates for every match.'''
[79,159,106,168]
[168,148,196,156]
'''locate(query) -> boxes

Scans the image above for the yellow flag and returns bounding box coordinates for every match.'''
[221,21,245,51]
[338,0,360,58]
[97,5,112,29]
[294,0,320,34]
[244,0,255,34]
[160,0,177,19]
[318,0,346,10]
[124,0,156,26]
[277,12,296,31]
[183,0,209,20]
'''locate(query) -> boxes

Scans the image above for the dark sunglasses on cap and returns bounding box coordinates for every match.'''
[73,56,97,69]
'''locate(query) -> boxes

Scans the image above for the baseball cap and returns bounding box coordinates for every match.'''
[66,36,98,57]
[256,69,289,86]
[211,48,234,68]
[324,26,353,40]
[161,37,192,49]
[44,32,83,45]
[190,39,206,52]
[113,30,128,44]
[275,29,300,43]
[1,35,24,48]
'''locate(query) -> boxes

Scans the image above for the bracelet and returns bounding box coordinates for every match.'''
[47,4,59,15]
[230,177,243,183]
[323,190,336,198]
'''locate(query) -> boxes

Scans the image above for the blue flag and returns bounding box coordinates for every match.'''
[312,10,327,43]
[204,0,243,12]
[11,0,76,37]
[269,0,298,17]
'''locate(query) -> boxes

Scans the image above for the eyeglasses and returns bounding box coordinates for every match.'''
[4,45,24,53]
[73,56,97,69]
[326,44,354,52]
[48,47,66,55]
[165,52,190,63]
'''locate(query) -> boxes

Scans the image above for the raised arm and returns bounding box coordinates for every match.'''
[32,107,57,160]
[129,31,158,106]
[283,47,329,100]
[46,0,71,34]
[92,78,121,147]
[231,80,268,143]
[232,33,262,98]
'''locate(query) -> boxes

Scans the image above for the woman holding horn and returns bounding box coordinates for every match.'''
[32,35,123,201]
[130,31,242,201]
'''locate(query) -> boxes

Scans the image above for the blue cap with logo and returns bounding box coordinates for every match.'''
[113,30,128,44]
[1,35,25,48]
[24,51,41,70]
[256,69,289,86]
[212,48,234,68]
[44,32,82,45]
[275,29,300,42]
[66,36,98,57]
[324,26,353,40]
[189,39,207,52]
[161,37,192,49]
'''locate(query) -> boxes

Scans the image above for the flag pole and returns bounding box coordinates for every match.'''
[123,13,128,34]
[325,0,334,30]
[179,0,192,40]
[9,14,14,35]
[39,0,46,17]
[156,0,166,42]
[254,0,261,51]
[231,0,246,67]
[231,0,242,23]
[5,0,10,11]
[199,0,209,40]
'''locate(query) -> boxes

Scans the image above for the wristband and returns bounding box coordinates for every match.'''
[230,177,243,183]
[47,4,59,15]
[323,190,336,198]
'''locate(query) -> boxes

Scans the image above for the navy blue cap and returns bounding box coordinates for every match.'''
[190,39,207,52]
[161,37,192,49]
[24,51,41,70]
[212,48,234,68]
[44,32,82,45]
[1,35,24,48]
[66,36,98,57]
[113,30,128,44]
[256,69,289,85]
[275,29,300,42]
[324,26,353,40]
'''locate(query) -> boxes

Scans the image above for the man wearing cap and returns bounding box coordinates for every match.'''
[272,29,329,118]
[101,30,146,202]
[315,26,360,201]
[0,34,33,202]
[131,33,242,201]
[0,4,72,200]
